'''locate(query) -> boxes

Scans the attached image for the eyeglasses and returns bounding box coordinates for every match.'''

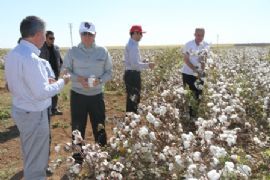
[136,32,143,36]
[48,37,55,40]
[81,32,95,37]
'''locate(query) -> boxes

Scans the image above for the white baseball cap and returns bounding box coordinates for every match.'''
[79,22,96,34]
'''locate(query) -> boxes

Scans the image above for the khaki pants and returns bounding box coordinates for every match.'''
[12,106,49,180]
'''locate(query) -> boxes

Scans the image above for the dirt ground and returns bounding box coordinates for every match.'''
[0,85,126,179]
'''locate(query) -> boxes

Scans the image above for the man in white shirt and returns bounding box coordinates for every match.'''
[124,25,155,113]
[181,28,209,117]
[5,16,70,179]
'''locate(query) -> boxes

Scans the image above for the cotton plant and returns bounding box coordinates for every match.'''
[51,47,270,178]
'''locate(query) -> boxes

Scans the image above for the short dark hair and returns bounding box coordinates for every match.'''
[20,16,45,38]
[17,37,22,44]
[46,30,54,37]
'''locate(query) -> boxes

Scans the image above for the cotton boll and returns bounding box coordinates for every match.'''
[183,140,191,149]
[204,131,214,143]
[218,114,227,123]
[210,157,220,167]
[160,105,167,115]
[207,169,220,180]
[123,140,129,148]
[70,163,81,174]
[130,120,137,128]
[159,153,166,161]
[237,164,252,176]
[168,163,174,171]
[224,161,235,173]
[124,125,130,132]
[146,112,156,124]
[113,127,118,134]
[149,131,156,141]
[210,145,227,158]
[230,154,238,161]
[192,151,201,162]
[187,164,197,174]
[139,126,149,139]
[154,119,161,128]
[64,142,72,151]
[54,144,61,153]
[245,154,253,162]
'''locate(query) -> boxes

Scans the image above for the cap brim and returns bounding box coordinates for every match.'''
[80,30,96,34]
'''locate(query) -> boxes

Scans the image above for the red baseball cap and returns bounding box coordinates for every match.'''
[130,25,146,33]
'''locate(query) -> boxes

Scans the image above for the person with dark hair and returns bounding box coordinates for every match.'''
[4,16,70,179]
[63,21,112,163]
[124,25,155,113]
[40,30,63,115]
[17,37,22,44]
[181,28,209,117]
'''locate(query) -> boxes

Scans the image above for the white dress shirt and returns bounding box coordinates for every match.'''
[124,38,149,71]
[5,40,65,111]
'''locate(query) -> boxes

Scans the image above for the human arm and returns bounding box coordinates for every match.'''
[126,45,152,70]
[95,49,113,86]
[23,57,65,100]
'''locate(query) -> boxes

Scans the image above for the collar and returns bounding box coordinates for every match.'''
[20,39,41,56]
[129,38,139,45]
[78,42,96,50]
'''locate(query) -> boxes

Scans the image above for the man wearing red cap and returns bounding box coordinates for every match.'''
[124,25,155,113]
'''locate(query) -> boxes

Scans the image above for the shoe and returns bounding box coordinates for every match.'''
[51,109,63,116]
[72,153,84,165]
[46,167,53,176]
[97,129,107,147]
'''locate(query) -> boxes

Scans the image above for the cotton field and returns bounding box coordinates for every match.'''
[47,46,270,179]
[1,46,270,179]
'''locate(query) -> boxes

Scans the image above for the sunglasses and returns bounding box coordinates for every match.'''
[136,32,143,35]
[81,32,95,37]
[48,37,55,40]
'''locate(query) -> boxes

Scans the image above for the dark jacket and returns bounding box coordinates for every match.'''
[40,43,63,78]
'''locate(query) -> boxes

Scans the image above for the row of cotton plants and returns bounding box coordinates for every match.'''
[106,48,165,91]
[54,47,270,179]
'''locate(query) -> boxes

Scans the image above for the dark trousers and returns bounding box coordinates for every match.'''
[182,73,203,100]
[182,73,204,117]
[51,95,58,112]
[124,70,141,113]
[70,90,106,145]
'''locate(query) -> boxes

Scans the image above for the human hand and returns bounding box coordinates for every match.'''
[77,76,88,88]
[48,78,56,84]
[87,76,100,88]
[62,73,70,85]
[93,78,100,87]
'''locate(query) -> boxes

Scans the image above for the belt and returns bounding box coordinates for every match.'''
[125,70,140,73]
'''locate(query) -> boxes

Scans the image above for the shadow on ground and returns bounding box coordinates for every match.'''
[10,170,23,180]
[0,125,19,143]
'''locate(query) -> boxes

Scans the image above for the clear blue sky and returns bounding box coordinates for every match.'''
[0,0,269,48]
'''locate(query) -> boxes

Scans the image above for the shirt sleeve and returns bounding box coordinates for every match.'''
[62,48,78,82]
[182,43,190,55]
[43,60,55,78]
[23,56,64,101]
[128,45,149,70]
[99,49,113,84]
